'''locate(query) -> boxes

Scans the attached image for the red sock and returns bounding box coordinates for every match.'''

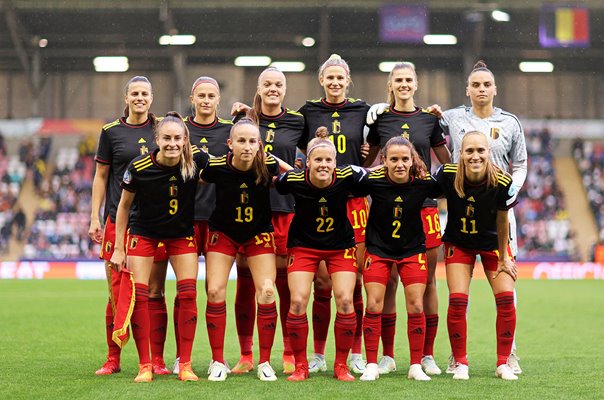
[173,295,180,359]
[495,292,516,366]
[352,282,364,354]
[132,283,151,364]
[381,313,396,358]
[423,314,439,357]
[312,288,332,355]
[334,312,356,364]
[407,312,426,365]
[447,293,469,365]
[177,279,197,364]
[105,302,121,360]
[286,312,309,367]
[105,268,121,360]
[257,302,278,364]
[276,268,292,356]
[235,264,255,356]
[363,310,381,364]
[148,296,167,360]
[206,301,227,364]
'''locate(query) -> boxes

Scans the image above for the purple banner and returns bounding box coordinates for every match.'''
[379,4,428,43]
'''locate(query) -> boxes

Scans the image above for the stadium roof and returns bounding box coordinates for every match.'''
[2,0,604,73]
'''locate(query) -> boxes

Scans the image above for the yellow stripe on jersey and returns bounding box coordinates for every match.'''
[218,118,234,125]
[347,97,363,103]
[265,154,277,165]
[191,145,201,155]
[102,119,121,131]
[209,155,227,165]
[336,171,353,178]
[286,109,303,117]
[133,159,153,172]
[133,155,152,167]
[442,164,458,173]
[309,98,322,103]
[420,108,439,117]
[497,172,512,185]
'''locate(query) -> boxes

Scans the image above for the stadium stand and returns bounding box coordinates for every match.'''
[574,139,604,244]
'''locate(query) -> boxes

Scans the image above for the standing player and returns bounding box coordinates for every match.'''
[109,112,209,383]
[440,61,527,374]
[364,62,450,376]
[357,137,442,382]
[276,128,368,382]
[434,131,519,381]
[298,54,369,374]
[201,118,284,382]
[230,68,306,375]
[170,76,231,374]
[89,76,171,376]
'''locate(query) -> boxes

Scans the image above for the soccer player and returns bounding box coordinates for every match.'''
[230,68,306,375]
[109,112,209,383]
[298,54,369,374]
[89,76,171,376]
[364,62,450,376]
[440,61,527,374]
[435,131,519,381]
[201,118,284,382]
[276,127,367,382]
[356,137,442,382]
[170,76,231,374]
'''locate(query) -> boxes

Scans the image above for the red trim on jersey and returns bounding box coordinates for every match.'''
[187,116,218,129]
[304,168,336,190]
[321,98,348,108]
[94,156,110,165]
[119,117,151,129]
[260,107,286,120]
[389,105,421,117]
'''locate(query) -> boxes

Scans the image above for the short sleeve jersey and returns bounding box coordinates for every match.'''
[185,116,232,221]
[95,117,157,223]
[299,98,370,166]
[201,153,280,243]
[367,106,446,207]
[259,108,306,213]
[435,164,518,251]
[275,165,367,250]
[121,147,209,239]
[441,106,527,188]
[355,167,442,259]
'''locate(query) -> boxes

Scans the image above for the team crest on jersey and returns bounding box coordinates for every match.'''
[465,204,474,217]
[320,205,329,217]
[140,145,149,155]
[393,205,403,219]
[332,119,341,134]
[265,129,275,143]
[123,170,132,184]
[240,191,249,204]
[401,132,410,140]
[490,128,500,140]
[169,184,178,197]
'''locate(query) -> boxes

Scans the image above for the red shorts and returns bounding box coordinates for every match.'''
[100,217,168,262]
[193,220,210,256]
[287,247,357,274]
[126,234,197,257]
[362,251,428,287]
[347,197,369,243]
[272,212,294,256]
[206,231,275,257]
[444,243,514,272]
[421,207,442,249]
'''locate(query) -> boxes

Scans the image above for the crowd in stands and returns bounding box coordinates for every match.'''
[0,134,30,254]
[574,138,604,261]
[23,136,101,259]
[514,128,576,261]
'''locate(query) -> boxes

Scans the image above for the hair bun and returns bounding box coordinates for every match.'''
[328,54,341,61]
[314,126,329,139]
[473,60,488,70]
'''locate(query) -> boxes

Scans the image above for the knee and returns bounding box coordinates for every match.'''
[257,279,275,304]
[365,298,383,314]
[335,295,353,314]
[206,286,226,303]
[289,294,308,315]
[406,297,423,314]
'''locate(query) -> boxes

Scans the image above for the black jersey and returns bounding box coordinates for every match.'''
[355,167,442,259]
[275,165,367,250]
[299,98,369,166]
[259,108,306,213]
[95,117,157,223]
[185,116,231,221]
[435,164,518,251]
[121,147,209,239]
[367,106,446,208]
[201,153,280,243]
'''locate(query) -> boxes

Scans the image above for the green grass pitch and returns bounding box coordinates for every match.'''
[1,279,602,399]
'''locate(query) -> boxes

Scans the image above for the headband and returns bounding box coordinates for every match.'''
[191,77,220,94]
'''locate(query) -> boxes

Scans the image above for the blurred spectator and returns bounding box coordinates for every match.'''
[12,206,26,242]
[575,139,604,243]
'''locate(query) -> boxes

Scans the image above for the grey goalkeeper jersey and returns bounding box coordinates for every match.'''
[440,106,527,189]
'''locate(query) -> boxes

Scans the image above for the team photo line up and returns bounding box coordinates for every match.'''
[88,54,527,383]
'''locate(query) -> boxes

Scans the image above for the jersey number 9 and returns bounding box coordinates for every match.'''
[169,199,178,215]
